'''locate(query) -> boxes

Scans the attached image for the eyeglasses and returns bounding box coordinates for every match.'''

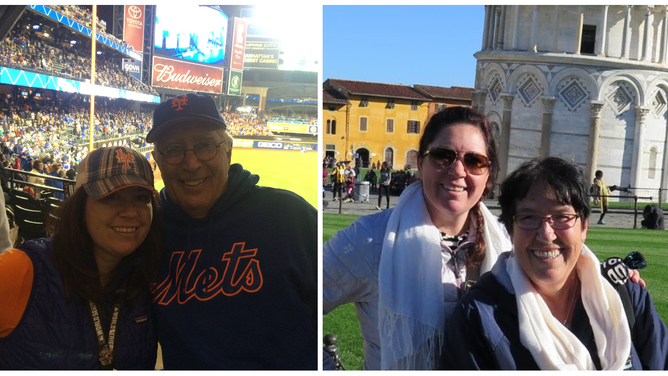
[422,147,490,175]
[158,141,224,165]
[513,214,580,231]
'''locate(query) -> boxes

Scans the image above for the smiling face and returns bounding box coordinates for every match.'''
[86,186,153,270]
[512,180,588,295]
[152,123,231,219]
[418,123,490,231]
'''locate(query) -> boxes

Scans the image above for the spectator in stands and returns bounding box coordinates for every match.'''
[46,162,64,199]
[147,93,316,369]
[27,159,45,198]
[0,146,162,369]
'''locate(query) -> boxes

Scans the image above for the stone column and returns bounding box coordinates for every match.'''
[493,6,502,50]
[631,106,651,189]
[622,6,632,59]
[530,6,539,52]
[499,94,514,181]
[585,101,605,184]
[497,5,507,50]
[575,8,584,54]
[512,5,521,50]
[661,7,668,64]
[660,115,668,203]
[642,7,654,61]
[540,96,556,158]
[597,5,609,56]
[552,5,561,52]
[477,91,487,115]
[482,5,492,51]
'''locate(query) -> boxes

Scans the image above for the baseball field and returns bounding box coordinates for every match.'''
[153,148,319,209]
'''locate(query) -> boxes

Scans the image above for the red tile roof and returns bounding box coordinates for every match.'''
[322,88,349,105]
[325,79,430,101]
[413,85,473,101]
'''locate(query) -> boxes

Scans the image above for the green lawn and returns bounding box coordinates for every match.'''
[323,213,668,370]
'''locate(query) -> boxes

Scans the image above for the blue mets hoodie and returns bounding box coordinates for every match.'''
[152,163,317,370]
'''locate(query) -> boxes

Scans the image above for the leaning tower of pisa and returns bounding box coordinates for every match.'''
[474,5,668,199]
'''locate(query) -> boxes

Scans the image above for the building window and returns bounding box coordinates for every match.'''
[325,144,336,159]
[360,96,369,107]
[386,118,394,133]
[406,150,418,169]
[436,104,446,112]
[581,25,596,54]
[360,117,368,132]
[326,119,336,135]
[386,98,395,109]
[410,100,419,111]
[384,148,394,168]
[328,106,336,112]
[407,120,420,134]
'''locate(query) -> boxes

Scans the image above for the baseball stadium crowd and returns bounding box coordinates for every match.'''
[0,95,279,187]
[0,21,158,95]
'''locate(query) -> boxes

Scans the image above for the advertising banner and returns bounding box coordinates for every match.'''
[122,58,142,81]
[228,69,243,96]
[244,38,280,69]
[151,56,224,94]
[123,5,145,53]
[266,122,318,134]
[230,18,247,71]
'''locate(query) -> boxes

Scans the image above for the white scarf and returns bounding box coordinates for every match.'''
[378,181,511,370]
[505,244,631,370]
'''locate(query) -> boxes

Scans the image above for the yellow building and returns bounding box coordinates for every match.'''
[323,78,472,170]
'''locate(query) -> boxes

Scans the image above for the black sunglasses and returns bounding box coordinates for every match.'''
[422,147,490,175]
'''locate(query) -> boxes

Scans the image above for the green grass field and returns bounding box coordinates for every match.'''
[323,213,668,370]
[154,148,318,208]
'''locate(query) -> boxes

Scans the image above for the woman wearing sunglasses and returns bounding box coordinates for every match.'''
[323,106,511,369]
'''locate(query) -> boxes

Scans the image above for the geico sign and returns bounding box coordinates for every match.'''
[257,142,284,149]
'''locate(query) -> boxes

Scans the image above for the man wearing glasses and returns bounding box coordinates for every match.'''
[147,93,317,370]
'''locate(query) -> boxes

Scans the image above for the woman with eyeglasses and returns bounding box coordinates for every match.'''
[323,106,512,369]
[442,157,668,370]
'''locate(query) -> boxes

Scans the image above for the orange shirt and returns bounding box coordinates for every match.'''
[0,249,33,338]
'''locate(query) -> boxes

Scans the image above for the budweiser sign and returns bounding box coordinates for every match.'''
[152,57,223,93]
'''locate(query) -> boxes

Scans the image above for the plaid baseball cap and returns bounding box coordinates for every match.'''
[75,146,158,199]
[146,93,227,143]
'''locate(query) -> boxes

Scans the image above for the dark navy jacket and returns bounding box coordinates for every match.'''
[0,238,157,369]
[442,253,668,370]
[152,164,317,370]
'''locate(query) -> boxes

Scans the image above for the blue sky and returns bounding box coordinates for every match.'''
[323,5,484,88]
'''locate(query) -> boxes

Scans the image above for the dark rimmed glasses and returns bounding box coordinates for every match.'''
[158,141,225,165]
[513,214,580,231]
[422,147,491,175]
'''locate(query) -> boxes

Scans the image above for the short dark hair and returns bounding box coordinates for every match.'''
[498,157,591,233]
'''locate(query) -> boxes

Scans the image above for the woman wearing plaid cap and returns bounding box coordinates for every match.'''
[0,146,162,369]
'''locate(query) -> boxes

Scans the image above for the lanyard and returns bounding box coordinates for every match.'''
[88,281,127,370]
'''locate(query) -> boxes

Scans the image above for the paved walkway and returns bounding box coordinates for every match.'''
[323,191,646,230]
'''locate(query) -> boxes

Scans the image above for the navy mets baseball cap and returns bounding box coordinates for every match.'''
[147,93,227,143]
[75,146,158,199]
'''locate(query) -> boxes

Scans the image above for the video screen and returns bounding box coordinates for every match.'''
[154,5,228,66]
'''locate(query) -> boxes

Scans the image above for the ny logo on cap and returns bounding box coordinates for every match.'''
[115,149,135,170]
[171,96,188,111]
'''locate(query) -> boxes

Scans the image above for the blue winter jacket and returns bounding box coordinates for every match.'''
[442,252,668,370]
